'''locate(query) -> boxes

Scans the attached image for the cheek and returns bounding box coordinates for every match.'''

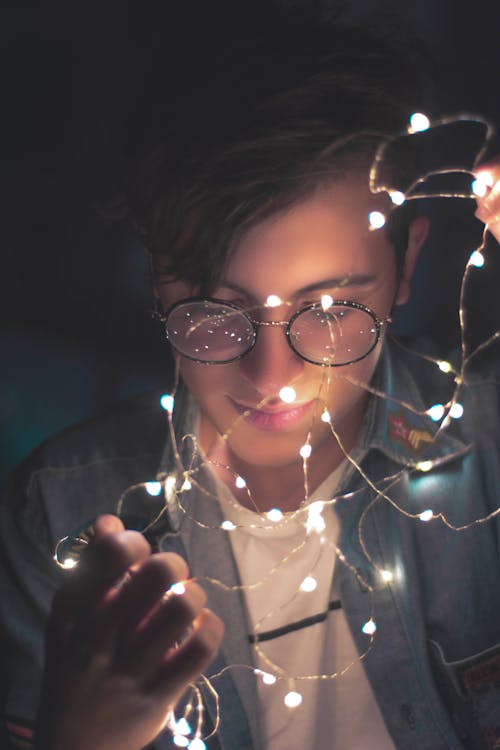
[179,360,234,403]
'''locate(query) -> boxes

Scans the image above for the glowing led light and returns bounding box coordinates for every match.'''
[279,386,296,403]
[468,250,485,268]
[146,481,162,496]
[188,739,206,750]
[284,691,303,708]
[221,520,236,531]
[235,476,247,489]
[475,171,494,188]
[368,210,386,229]
[174,719,192,736]
[173,736,190,748]
[450,402,464,419]
[321,294,334,310]
[306,501,326,534]
[299,444,312,459]
[362,619,377,635]
[266,294,282,307]
[321,409,330,423]
[380,569,393,582]
[427,403,445,422]
[389,190,406,205]
[255,669,278,685]
[471,179,488,198]
[262,672,277,685]
[267,508,283,522]
[437,360,452,373]
[170,582,186,596]
[60,558,77,570]
[416,460,433,472]
[300,576,318,592]
[181,478,192,491]
[408,112,430,133]
[160,393,175,413]
[419,509,434,522]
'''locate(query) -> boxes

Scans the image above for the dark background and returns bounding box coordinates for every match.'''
[1,0,499,486]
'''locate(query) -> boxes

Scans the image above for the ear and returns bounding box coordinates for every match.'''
[394,215,429,306]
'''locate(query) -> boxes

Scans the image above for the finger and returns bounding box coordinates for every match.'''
[148,609,224,703]
[112,552,190,639]
[93,514,125,539]
[54,530,151,623]
[120,579,207,680]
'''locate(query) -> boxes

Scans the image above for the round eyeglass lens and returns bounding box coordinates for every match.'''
[166,301,255,362]
[289,304,379,365]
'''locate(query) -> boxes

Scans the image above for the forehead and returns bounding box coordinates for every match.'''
[223,178,394,298]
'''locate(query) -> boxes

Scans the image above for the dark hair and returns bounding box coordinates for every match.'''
[125,7,429,292]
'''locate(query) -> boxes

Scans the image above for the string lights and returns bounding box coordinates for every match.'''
[53,112,500,747]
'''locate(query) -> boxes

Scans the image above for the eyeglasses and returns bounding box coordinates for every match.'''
[158,297,391,367]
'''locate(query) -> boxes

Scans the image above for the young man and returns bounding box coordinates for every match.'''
[2,10,500,750]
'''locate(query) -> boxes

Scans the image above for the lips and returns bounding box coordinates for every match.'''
[229,397,315,431]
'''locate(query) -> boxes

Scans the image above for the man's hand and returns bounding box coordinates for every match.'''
[35,515,223,750]
[475,158,500,244]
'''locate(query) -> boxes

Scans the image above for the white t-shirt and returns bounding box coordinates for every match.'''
[217,468,396,750]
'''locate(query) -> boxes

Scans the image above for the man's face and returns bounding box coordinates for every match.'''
[156,178,418,475]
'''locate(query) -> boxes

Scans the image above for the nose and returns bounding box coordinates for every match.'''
[238,322,305,397]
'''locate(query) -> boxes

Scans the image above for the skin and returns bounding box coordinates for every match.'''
[156,177,428,512]
[35,516,224,750]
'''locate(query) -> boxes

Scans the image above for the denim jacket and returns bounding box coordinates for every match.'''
[1,340,500,749]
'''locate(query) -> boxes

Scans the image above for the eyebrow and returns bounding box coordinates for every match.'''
[219,275,378,298]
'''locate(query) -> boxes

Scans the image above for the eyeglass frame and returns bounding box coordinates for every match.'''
[156,296,392,367]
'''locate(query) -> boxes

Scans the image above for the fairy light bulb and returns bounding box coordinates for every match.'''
[321,409,330,423]
[146,481,162,496]
[362,619,377,635]
[170,582,186,596]
[221,520,236,531]
[389,190,406,205]
[188,739,206,750]
[471,179,488,198]
[472,171,494,198]
[266,294,282,307]
[60,558,77,570]
[181,478,192,491]
[321,294,334,310]
[284,691,303,708]
[380,569,393,582]
[300,576,318,592]
[255,669,277,685]
[437,360,452,373]
[450,402,464,419]
[427,403,445,422]
[299,444,312,458]
[408,112,430,133]
[267,508,283,522]
[416,460,433,472]
[306,501,326,534]
[419,509,434,522]
[173,736,190,747]
[160,393,175,413]
[279,386,296,403]
[368,210,386,229]
[175,719,192,736]
[235,476,246,489]
[468,250,485,268]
